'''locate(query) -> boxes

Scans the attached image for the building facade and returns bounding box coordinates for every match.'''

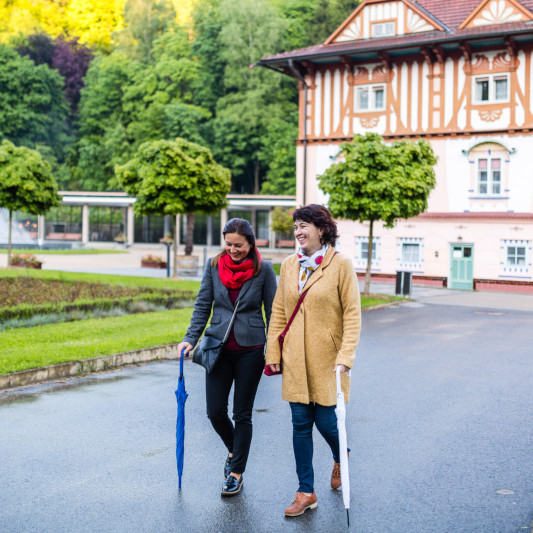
[259,0,533,291]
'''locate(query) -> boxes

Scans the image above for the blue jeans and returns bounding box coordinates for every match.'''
[289,402,341,493]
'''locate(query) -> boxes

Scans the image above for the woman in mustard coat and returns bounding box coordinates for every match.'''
[265,204,361,517]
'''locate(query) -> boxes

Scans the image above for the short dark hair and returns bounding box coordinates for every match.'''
[292,204,339,247]
[211,218,261,275]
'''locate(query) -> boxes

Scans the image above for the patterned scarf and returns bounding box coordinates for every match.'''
[297,244,329,294]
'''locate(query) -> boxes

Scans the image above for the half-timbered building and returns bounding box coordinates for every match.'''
[258,0,533,291]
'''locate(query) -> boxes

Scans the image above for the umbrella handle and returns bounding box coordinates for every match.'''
[179,348,186,377]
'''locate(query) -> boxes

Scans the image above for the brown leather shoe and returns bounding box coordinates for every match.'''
[284,492,318,517]
[331,461,342,489]
[331,452,350,490]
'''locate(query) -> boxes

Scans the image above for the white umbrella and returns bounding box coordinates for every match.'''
[335,366,351,527]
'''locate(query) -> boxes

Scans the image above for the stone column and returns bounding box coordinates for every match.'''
[220,208,228,244]
[82,204,89,244]
[37,215,45,245]
[175,214,181,247]
[207,215,213,247]
[127,205,134,245]
[269,208,276,250]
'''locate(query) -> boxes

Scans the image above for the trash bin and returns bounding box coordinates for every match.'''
[395,271,412,296]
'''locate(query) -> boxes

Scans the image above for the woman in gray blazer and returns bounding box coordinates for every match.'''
[178,218,277,496]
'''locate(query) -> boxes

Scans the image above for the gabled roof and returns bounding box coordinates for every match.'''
[459,0,533,29]
[418,0,533,29]
[257,0,533,70]
[324,0,446,46]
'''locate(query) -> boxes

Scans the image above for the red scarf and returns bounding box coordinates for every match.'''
[218,250,260,289]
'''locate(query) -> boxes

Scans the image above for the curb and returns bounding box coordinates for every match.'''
[0,343,181,391]
[0,301,403,391]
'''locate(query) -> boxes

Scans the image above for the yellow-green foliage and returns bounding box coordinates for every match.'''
[0,0,195,49]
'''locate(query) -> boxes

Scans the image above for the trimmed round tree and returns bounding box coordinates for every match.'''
[318,132,437,295]
[0,140,61,266]
[116,137,231,277]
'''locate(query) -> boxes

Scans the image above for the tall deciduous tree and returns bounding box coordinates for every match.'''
[17,34,94,113]
[0,45,69,162]
[115,0,176,62]
[65,0,126,51]
[318,132,437,295]
[75,25,208,191]
[0,140,61,266]
[116,138,230,275]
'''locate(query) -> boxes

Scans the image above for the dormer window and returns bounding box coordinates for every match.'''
[372,21,395,38]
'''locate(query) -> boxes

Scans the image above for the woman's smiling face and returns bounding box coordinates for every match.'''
[224,232,252,263]
[294,219,322,256]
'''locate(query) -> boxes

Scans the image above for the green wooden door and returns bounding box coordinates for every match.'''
[449,244,474,290]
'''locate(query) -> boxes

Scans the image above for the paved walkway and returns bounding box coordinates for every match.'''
[2,303,532,532]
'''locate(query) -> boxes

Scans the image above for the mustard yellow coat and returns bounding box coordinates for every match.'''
[265,246,361,406]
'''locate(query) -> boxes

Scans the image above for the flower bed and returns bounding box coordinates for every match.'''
[0,277,195,323]
[141,255,167,269]
[10,254,42,269]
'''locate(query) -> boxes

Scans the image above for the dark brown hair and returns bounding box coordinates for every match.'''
[292,204,339,247]
[211,218,261,275]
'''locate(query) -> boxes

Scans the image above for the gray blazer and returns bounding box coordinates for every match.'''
[183,259,277,348]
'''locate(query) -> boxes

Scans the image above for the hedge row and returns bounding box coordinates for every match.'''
[0,290,196,322]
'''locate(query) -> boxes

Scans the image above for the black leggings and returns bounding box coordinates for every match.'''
[205,347,264,474]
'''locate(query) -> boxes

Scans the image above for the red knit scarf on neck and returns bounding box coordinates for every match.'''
[218,251,260,289]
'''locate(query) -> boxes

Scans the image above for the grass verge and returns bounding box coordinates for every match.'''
[0,248,127,255]
[0,269,201,292]
[0,293,402,375]
[0,309,193,375]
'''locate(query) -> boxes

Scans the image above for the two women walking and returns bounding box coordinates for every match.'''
[177,205,361,515]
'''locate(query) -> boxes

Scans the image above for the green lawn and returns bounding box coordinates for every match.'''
[1,248,127,255]
[0,269,403,375]
[0,309,193,375]
[0,269,201,292]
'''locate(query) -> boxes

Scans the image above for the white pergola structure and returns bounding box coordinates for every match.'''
[53,192,296,247]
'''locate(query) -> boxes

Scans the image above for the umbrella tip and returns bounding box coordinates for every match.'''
[347,509,350,527]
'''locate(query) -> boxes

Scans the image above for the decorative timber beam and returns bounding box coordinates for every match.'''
[504,37,518,71]
[459,42,472,75]
[339,56,355,85]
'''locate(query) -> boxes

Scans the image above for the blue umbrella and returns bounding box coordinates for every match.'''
[175,348,188,489]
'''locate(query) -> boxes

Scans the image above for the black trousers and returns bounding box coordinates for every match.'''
[205,346,264,475]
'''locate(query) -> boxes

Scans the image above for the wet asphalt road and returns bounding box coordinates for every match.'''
[1,302,533,533]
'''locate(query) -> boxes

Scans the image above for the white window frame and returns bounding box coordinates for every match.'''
[372,21,395,38]
[356,84,386,112]
[401,243,420,263]
[398,237,424,271]
[473,74,509,104]
[356,236,380,267]
[506,245,527,267]
[477,156,502,195]
[501,239,531,276]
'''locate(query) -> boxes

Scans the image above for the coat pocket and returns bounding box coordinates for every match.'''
[210,315,221,325]
[328,330,338,352]
[248,317,265,328]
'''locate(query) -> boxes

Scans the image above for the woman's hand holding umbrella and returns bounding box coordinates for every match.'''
[177,342,193,358]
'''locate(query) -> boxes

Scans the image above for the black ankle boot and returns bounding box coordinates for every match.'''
[221,474,243,496]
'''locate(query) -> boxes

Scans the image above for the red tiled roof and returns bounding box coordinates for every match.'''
[260,0,533,66]
[416,0,483,29]
[417,0,533,29]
